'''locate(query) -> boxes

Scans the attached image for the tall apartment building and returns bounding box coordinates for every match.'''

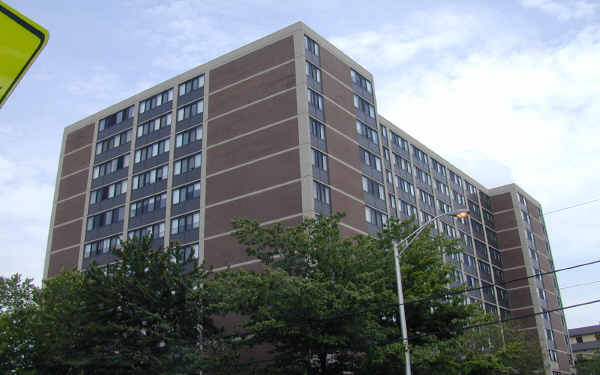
[44,22,572,374]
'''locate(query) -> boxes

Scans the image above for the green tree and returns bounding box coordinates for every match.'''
[576,355,600,375]
[33,236,233,375]
[210,214,476,374]
[0,274,39,375]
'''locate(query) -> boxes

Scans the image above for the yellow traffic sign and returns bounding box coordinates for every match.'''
[0,1,48,107]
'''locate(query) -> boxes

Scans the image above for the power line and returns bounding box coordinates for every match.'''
[560,280,600,290]
[544,198,600,216]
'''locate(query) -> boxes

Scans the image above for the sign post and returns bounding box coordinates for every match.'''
[0,1,49,108]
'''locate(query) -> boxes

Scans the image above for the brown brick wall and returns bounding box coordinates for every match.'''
[207,90,297,146]
[497,228,521,249]
[504,266,528,288]
[204,182,302,237]
[331,190,367,233]
[508,287,533,309]
[61,146,92,177]
[47,246,80,278]
[204,216,301,269]
[494,210,517,231]
[490,192,513,212]
[54,194,86,225]
[326,128,361,170]
[65,124,95,153]
[320,48,352,86]
[206,119,299,175]
[323,98,357,140]
[328,158,363,200]
[209,62,295,117]
[500,248,524,269]
[322,73,354,114]
[210,36,294,92]
[51,220,83,251]
[206,149,300,205]
[58,169,89,201]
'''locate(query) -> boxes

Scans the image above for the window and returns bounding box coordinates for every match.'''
[174,153,202,175]
[459,232,472,248]
[399,200,417,217]
[356,120,378,144]
[538,288,546,300]
[172,182,201,205]
[128,222,165,240]
[171,212,200,234]
[483,210,494,225]
[466,181,477,195]
[313,181,331,204]
[471,220,484,235]
[393,154,411,173]
[496,287,507,302]
[380,125,388,141]
[139,88,173,114]
[494,268,505,284]
[96,129,132,155]
[87,206,124,231]
[99,106,134,132]
[414,167,431,186]
[576,336,583,344]
[548,349,558,362]
[431,158,446,176]
[438,200,451,214]
[353,95,375,118]
[90,180,128,204]
[130,193,167,218]
[386,170,393,185]
[396,177,415,197]
[419,190,434,206]
[176,243,199,263]
[179,75,205,96]
[449,170,462,187]
[522,210,531,224]
[134,138,169,163]
[362,176,385,200]
[390,132,409,152]
[132,165,168,190]
[479,261,491,275]
[453,190,466,205]
[350,69,372,94]
[177,99,204,122]
[383,147,390,162]
[412,146,429,166]
[365,206,387,227]
[304,35,319,56]
[527,230,536,247]
[359,148,382,171]
[490,248,502,264]
[482,282,495,298]
[175,125,203,148]
[93,154,130,179]
[518,192,527,208]
[389,195,396,210]
[466,275,479,287]
[312,149,328,171]
[420,210,434,224]
[306,61,321,82]
[137,112,172,138]
[442,222,456,238]
[436,180,450,196]
[311,119,326,140]
[83,235,121,258]
[307,89,323,110]
[463,254,476,268]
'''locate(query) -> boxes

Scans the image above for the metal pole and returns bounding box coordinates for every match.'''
[393,240,411,375]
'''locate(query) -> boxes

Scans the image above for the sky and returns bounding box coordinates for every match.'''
[1,0,599,329]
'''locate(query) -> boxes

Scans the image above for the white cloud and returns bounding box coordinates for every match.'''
[520,0,598,20]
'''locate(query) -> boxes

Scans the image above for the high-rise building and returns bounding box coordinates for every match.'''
[44,22,572,374]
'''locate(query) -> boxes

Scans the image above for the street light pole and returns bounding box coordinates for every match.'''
[392,209,469,375]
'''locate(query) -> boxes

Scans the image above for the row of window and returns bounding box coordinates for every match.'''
[134,138,169,163]
[179,75,204,97]
[362,176,385,200]
[314,181,331,205]
[307,89,323,110]
[87,206,124,231]
[353,95,375,118]
[137,112,172,138]
[93,154,130,179]
[175,125,202,148]
[139,88,173,114]
[356,120,378,144]
[132,165,169,190]
[96,129,131,155]
[130,193,167,218]
[350,69,372,94]
[90,180,127,204]
[171,212,200,234]
[177,99,204,122]
[83,235,121,258]
[99,106,134,132]
[306,61,321,83]
[174,152,202,175]
[172,182,201,205]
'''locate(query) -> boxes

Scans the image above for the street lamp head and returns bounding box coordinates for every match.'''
[449,209,470,219]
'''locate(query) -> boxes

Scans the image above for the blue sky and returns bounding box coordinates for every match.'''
[1,0,599,329]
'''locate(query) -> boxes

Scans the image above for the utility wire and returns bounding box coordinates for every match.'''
[560,280,600,290]
[544,198,600,216]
